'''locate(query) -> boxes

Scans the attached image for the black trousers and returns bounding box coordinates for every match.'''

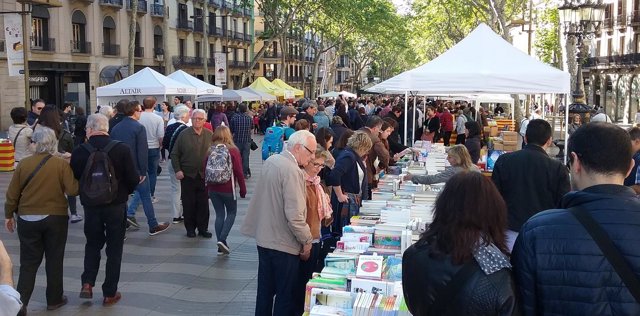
[256,246,300,316]
[82,203,126,297]
[293,243,321,316]
[442,131,452,146]
[180,174,210,234]
[17,215,68,307]
[456,133,466,145]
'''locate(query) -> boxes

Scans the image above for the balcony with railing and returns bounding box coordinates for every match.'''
[150,4,164,17]
[233,31,244,40]
[134,46,144,58]
[229,60,248,68]
[194,21,204,33]
[210,26,223,36]
[603,17,614,29]
[99,0,123,7]
[616,14,626,27]
[177,19,193,31]
[18,0,63,6]
[172,56,204,67]
[263,52,282,59]
[244,33,252,42]
[31,38,55,52]
[222,0,233,10]
[583,53,640,68]
[71,41,91,54]
[102,43,120,56]
[71,0,94,3]
[126,0,147,13]
[629,10,640,26]
[244,6,252,16]
[209,0,221,7]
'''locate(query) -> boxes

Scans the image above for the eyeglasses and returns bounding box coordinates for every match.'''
[303,145,313,154]
[192,117,206,121]
[310,161,325,168]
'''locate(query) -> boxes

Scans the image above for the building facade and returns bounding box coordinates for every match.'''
[583,0,640,123]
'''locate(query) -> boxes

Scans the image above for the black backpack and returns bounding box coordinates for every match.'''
[79,141,120,207]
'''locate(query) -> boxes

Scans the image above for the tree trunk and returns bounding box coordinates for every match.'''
[128,0,138,75]
[310,53,322,98]
[280,34,287,81]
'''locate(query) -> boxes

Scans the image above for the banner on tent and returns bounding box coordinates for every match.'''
[214,53,227,86]
[284,89,294,99]
[4,14,24,77]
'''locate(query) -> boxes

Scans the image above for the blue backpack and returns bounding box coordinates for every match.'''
[262,126,285,160]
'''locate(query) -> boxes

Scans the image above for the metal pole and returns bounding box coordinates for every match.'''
[22,3,30,109]
[404,91,408,146]
[412,96,416,146]
[203,8,209,83]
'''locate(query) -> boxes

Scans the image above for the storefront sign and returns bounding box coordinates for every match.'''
[29,76,48,83]
[120,88,142,94]
[214,53,227,86]
[4,14,24,77]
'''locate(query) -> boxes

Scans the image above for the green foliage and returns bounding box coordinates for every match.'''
[534,6,562,68]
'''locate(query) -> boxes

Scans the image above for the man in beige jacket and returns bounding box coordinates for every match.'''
[241,130,317,316]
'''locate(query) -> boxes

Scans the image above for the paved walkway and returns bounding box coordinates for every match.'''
[0,138,265,316]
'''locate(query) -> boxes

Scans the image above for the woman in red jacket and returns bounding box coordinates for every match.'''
[206,126,247,255]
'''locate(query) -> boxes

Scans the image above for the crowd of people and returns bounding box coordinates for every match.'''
[2,93,640,316]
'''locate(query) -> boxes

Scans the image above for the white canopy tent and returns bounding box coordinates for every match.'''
[319,91,358,99]
[167,70,222,96]
[96,67,197,105]
[197,89,263,102]
[367,23,570,154]
[239,87,277,101]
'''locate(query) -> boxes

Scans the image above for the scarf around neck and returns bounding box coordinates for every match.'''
[306,175,332,221]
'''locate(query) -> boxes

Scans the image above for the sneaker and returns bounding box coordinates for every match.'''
[70,214,83,223]
[149,222,170,236]
[172,216,184,224]
[186,231,196,238]
[103,292,122,306]
[127,216,140,228]
[80,283,93,299]
[151,196,159,204]
[47,295,68,310]
[217,241,230,254]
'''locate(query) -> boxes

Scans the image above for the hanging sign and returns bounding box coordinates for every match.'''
[4,14,24,77]
[214,53,227,86]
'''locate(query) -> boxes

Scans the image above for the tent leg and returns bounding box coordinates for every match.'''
[564,93,570,165]
[412,96,417,146]
[404,91,408,146]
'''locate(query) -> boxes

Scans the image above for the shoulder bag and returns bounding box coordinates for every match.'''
[570,206,640,303]
[12,154,52,213]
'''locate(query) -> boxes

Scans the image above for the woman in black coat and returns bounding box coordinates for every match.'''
[464,121,482,164]
[403,172,517,316]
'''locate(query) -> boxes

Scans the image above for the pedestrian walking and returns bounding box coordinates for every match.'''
[171,109,213,238]
[70,114,139,306]
[163,106,190,224]
[229,104,253,178]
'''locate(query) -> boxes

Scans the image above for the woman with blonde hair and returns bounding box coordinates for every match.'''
[404,144,479,185]
[326,130,373,234]
[206,125,247,255]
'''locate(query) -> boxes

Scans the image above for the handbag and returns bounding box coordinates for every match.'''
[13,154,52,213]
[570,206,640,303]
[250,139,258,151]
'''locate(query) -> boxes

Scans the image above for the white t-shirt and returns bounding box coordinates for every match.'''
[0,285,22,316]
[139,111,165,149]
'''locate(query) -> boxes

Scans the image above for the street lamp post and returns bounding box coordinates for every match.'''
[558,0,605,113]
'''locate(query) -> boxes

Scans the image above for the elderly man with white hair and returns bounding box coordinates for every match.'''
[162,105,190,223]
[171,109,213,238]
[70,114,139,306]
[5,127,79,315]
[98,105,114,119]
[241,130,317,316]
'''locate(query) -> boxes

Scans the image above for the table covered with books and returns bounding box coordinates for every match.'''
[303,142,450,316]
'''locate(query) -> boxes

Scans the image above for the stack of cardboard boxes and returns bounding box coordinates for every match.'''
[491,131,519,151]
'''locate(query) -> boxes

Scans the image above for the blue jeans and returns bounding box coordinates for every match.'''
[256,246,299,316]
[237,141,250,175]
[209,191,237,242]
[127,175,159,229]
[147,148,160,197]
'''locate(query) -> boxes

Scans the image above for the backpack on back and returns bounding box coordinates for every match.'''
[262,126,285,160]
[206,144,233,184]
[79,141,120,207]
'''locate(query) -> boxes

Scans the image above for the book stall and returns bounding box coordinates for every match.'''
[303,142,450,316]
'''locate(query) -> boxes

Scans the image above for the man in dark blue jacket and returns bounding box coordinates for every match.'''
[111,100,169,236]
[491,119,570,250]
[512,122,640,316]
